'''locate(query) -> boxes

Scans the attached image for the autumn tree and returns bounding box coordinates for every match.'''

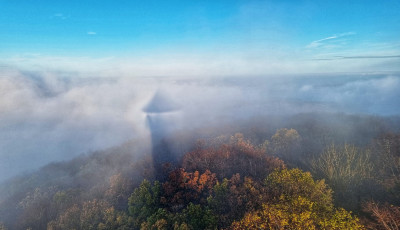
[312,144,374,210]
[207,174,265,228]
[371,133,400,201]
[48,200,132,230]
[47,204,81,230]
[182,133,284,180]
[265,168,334,214]
[106,173,133,210]
[79,199,111,230]
[161,168,217,211]
[231,168,363,229]
[269,128,302,166]
[15,187,58,230]
[231,197,363,230]
[363,201,400,230]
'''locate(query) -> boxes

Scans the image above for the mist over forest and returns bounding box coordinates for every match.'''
[1,69,399,182]
[1,68,400,229]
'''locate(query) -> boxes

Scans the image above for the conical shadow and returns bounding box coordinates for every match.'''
[143,90,181,176]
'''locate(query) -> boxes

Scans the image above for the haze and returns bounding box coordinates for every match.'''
[0,70,399,182]
[1,0,400,181]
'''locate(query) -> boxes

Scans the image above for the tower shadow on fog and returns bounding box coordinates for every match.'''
[142,90,181,176]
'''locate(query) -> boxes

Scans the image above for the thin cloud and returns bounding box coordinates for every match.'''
[52,13,68,20]
[306,32,356,49]
[313,55,400,61]
[87,31,97,35]
[312,36,338,43]
[337,55,400,59]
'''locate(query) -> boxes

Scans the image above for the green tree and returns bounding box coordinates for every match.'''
[180,203,217,230]
[140,204,217,230]
[97,207,133,230]
[128,180,162,229]
[140,208,172,230]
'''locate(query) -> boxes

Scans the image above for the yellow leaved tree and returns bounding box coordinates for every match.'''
[231,169,364,230]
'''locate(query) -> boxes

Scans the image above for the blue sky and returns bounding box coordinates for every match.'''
[0,0,399,75]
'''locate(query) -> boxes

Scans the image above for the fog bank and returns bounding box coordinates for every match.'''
[0,69,399,181]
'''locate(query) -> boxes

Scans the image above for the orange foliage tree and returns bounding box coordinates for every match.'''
[161,168,217,211]
[207,173,266,228]
[182,133,284,180]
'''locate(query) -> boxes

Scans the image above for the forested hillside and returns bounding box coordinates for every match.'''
[1,113,400,229]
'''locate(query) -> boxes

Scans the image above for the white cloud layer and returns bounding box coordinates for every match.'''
[1,49,399,78]
[0,69,399,182]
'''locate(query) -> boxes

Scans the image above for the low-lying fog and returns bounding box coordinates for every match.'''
[1,69,399,182]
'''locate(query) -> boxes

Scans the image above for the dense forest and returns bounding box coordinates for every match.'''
[1,112,400,229]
